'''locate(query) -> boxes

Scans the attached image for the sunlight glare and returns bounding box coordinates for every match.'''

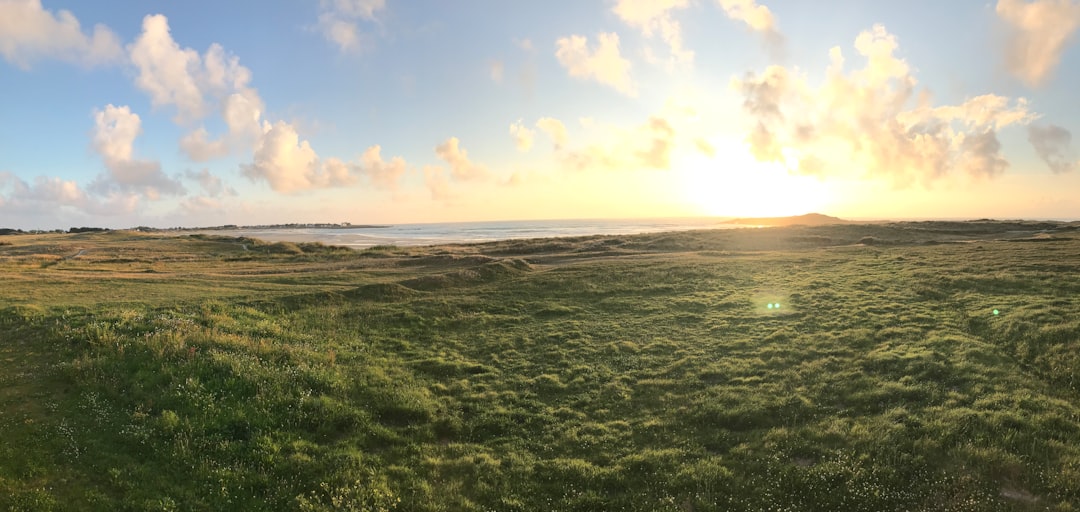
[676,139,834,218]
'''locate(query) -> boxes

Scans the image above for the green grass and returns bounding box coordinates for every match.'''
[1,224,1079,510]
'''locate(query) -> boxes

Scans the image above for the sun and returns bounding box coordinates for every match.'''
[675,138,834,218]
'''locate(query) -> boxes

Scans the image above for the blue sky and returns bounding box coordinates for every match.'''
[2,0,1079,229]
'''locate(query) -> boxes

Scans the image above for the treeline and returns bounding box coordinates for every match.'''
[68,227,110,233]
[0,227,110,235]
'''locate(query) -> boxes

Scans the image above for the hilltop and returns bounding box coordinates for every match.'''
[721,212,857,227]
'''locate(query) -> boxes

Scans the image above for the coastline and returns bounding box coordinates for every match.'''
[183,217,738,248]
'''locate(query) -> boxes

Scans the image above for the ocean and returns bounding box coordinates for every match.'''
[203,217,738,248]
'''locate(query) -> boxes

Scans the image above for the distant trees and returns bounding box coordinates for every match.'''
[2,228,71,235]
[68,227,109,233]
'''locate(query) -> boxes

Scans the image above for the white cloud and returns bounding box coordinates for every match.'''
[717,0,783,50]
[127,14,266,160]
[731,24,1036,185]
[1,102,183,221]
[128,15,210,123]
[509,120,535,152]
[129,15,264,127]
[996,0,1080,87]
[90,104,184,199]
[555,32,637,96]
[242,121,327,193]
[1028,124,1078,173]
[180,89,265,162]
[0,0,122,69]
[0,172,86,207]
[358,145,407,189]
[179,128,230,162]
[319,15,362,51]
[317,0,385,52]
[536,117,568,149]
[612,0,693,67]
[435,137,488,181]
[717,0,776,32]
[0,171,139,219]
[126,12,402,197]
[242,120,408,192]
[92,105,143,164]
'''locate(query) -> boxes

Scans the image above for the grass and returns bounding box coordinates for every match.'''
[1,223,1079,510]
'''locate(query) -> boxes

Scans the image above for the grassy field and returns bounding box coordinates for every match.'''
[1,221,1079,511]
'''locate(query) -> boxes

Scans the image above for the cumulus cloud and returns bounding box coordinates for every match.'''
[90,104,185,199]
[126,13,403,198]
[731,24,1035,185]
[179,128,229,162]
[357,145,407,189]
[536,117,569,149]
[717,0,776,31]
[1028,124,1078,173]
[180,89,265,161]
[243,121,333,192]
[129,15,212,122]
[1,102,180,220]
[612,0,693,67]
[0,172,87,208]
[0,171,138,218]
[996,0,1080,87]
[0,0,122,68]
[435,137,488,181]
[317,0,385,52]
[555,32,637,96]
[509,120,535,152]
[129,13,265,158]
[242,120,407,192]
[717,0,783,48]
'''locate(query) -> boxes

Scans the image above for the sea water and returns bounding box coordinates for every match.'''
[207,217,738,248]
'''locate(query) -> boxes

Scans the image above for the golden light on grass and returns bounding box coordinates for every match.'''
[676,139,834,218]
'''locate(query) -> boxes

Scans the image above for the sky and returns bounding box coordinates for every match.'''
[1,0,1080,229]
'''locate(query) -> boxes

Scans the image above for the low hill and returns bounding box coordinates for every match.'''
[722,212,856,227]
